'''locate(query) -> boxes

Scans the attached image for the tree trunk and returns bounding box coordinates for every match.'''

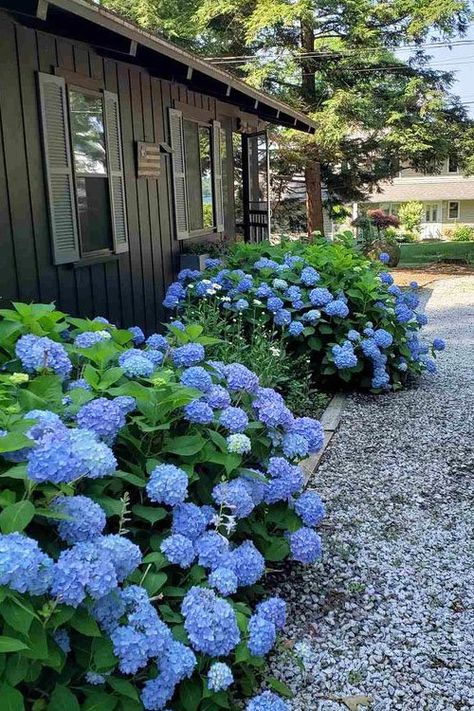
[300,16,324,237]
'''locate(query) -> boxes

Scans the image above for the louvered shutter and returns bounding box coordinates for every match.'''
[168,108,189,239]
[212,120,224,233]
[104,91,129,253]
[38,72,79,264]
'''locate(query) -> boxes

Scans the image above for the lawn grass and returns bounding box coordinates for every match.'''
[399,241,474,266]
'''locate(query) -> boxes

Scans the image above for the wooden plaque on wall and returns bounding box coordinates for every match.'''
[137,141,161,178]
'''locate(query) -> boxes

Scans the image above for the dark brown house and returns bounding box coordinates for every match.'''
[0,0,315,331]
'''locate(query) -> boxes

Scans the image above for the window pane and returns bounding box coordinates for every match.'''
[199,126,214,229]
[69,90,107,175]
[76,177,113,253]
[184,120,203,231]
[449,202,459,218]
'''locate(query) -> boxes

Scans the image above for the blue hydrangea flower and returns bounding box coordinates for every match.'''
[283,254,304,268]
[184,399,214,424]
[15,334,72,378]
[374,329,393,349]
[227,433,251,454]
[332,342,358,369]
[53,495,106,544]
[180,366,212,393]
[288,321,304,336]
[410,281,419,289]
[169,321,186,331]
[178,268,202,282]
[294,491,325,527]
[122,355,155,378]
[27,428,117,483]
[53,629,70,653]
[360,338,381,362]
[99,535,142,581]
[254,258,279,271]
[68,378,92,392]
[146,333,169,351]
[93,316,110,324]
[395,303,413,323]
[85,672,106,685]
[433,338,445,351]
[229,541,265,586]
[74,331,111,348]
[288,527,322,564]
[255,283,274,298]
[248,614,276,656]
[224,363,259,393]
[219,406,249,433]
[172,503,207,541]
[255,597,286,630]
[234,298,249,311]
[252,388,292,429]
[274,309,291,326]
[172,343,205,368]
[205,385,231,409]
[286,285,302,302]
[161,534,196,568]
[416,313,428,326]
[208,566,238,595]
[372,367,390,389]
[287,416,323,453]
[182,586,240,657]
[212,479,255,518]
[208,662,233,692]
[118,348,143,365]
[141,672,176,710]
[380,272,394,286]
[51,541,118,606]
[302,309,321,324]
[240,472,267,506]
[281,432,309,459]
[205,258,222,269]
[111,625,151,674]
[195,532,230,570]
[388,284,402,297]
[309,287,333,307]
[379,252,390,264]
[145,349,164,367]
[325,299,349,318]
[264,460,304,503]
[300,266,320,286]
[247,692,290,710]
[422,357,437,374]
[114,396,136,414]
[0,533,53,595]
[146,463,188,506]
[272,278,288,290]
[76,397,126,444]
[129,326,145,345]
[267,296,284,313]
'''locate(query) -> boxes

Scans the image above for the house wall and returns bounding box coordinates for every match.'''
[0,11,244,330]
[367,199,474,238]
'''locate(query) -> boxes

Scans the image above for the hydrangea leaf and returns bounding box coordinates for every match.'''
[5,654,29,687]
[267,677,294,699]
[82,691,118,711]
[131,504,167,525]
[107,677,139,701]
[0,598,35,635]
[48,685,80,711]
[163,434,207,457]
[141,572,167,597]
[179,678,202,711]
[0,501,35,534]
[0,637,29,654]
[69,609,101,638]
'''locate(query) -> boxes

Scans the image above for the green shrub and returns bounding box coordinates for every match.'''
[0,303,326,710]
[398,201,423,236]
[445,224,474,242]
[167,239,444,392]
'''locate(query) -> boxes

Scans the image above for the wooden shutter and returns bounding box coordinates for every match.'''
[104,91,129,253]
[168,108,189,239]
[38,72,79,265]
[212,120,225,233]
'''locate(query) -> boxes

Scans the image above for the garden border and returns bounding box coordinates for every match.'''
[301,393,346,484]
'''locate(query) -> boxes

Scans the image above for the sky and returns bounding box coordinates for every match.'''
[398,24,474,117]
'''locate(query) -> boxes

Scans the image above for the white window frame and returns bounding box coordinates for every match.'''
[448,201,460,220]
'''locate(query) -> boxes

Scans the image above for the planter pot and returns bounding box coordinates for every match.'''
[179,253,210,271]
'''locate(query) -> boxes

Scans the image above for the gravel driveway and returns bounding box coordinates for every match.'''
[269,276,474,711]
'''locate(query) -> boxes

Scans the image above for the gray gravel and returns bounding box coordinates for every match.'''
[269,276,474,711]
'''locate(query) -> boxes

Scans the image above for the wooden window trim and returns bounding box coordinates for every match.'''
[55,68,104,92]
[182,117,217,236]
[174,100,213,123]
[73,253,120,269]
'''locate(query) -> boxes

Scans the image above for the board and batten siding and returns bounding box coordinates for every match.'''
[0,11,232,330]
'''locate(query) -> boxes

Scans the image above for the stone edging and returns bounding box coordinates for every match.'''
[301,393,346,485]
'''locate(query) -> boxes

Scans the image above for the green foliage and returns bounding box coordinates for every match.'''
[0,304,319,710]
[399,239,474,264]
[444,223,474,242]
[398,202,424,236]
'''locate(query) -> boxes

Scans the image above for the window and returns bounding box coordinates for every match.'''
[425,203,439,223]
[448,201,459,219]
[183,120,214,232]
[448,157,459,174]
[168,109,224,239]
[69,89,113,254]
[38,73,128,265]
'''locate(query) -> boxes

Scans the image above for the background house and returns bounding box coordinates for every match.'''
[0,0,315,330]
[362,159,474,239]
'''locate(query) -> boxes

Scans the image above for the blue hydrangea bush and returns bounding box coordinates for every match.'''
[0,302,326,711]
[164,238,445,392]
